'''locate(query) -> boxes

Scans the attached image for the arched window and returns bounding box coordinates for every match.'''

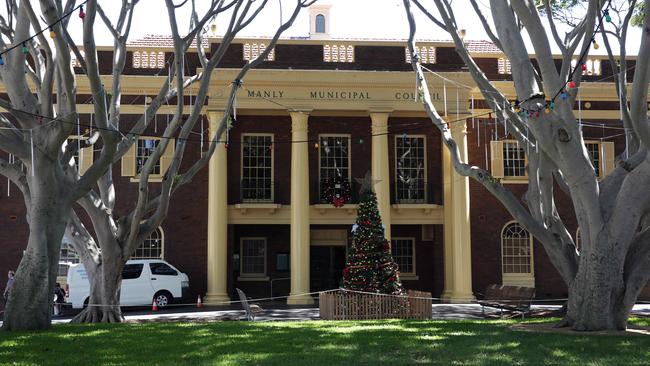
[501,222,535,287]
[315,14,326,33]
[132,227,164,259]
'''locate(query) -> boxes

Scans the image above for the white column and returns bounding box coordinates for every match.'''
[442,120,475,303]
[287,111,314,305]
[205,111,230,305]
[370,112,392,240]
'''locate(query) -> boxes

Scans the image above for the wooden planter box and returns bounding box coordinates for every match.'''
[319,289,432,320]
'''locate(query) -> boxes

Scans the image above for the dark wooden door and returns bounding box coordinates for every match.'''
[310,246,346,292]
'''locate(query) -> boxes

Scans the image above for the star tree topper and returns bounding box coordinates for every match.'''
[355,171,382,195]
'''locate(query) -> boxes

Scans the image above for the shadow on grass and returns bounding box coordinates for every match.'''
[1,319,649,365]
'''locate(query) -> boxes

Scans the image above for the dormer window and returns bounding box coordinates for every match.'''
[315,14,326,33]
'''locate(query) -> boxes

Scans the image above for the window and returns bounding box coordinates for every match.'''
[63,137,94,175]
[319,135,350,202]
[121,137,175,180]
[132,227,164,259]
[497,58,512,75]
[323,44,354,62]
[241,238,266,276]
[405,46,437,64]
[137,138,160,175]
[150,263,178,276]
[501,222,534,286]
[58,241,79,277]
[391,238,415,275]
[585,141,615,179]
[243,43,275,61]
[503,142,526,177]
[241,134,273,202]
[395,135,426,203]
[132,50,165,69]
[276,253,289,271]
[572,58,602,75]
[585,142,600,177]
[122,264,144,279]
[315,14,326,33]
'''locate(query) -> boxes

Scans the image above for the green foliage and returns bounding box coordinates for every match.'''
[631,3,644,27]
[1,319,650,365]
[535,0,582,10]
[342,188,404,295]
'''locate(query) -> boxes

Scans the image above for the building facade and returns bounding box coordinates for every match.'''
[1,11,643,306]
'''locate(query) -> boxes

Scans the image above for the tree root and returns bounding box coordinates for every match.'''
[553,316,572,328]
[70,306,123,323]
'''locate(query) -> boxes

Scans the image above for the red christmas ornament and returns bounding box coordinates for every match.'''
[332,197,345,208]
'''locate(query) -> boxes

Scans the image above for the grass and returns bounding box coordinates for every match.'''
[1,318,649,365]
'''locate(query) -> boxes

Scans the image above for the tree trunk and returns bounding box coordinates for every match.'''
[2,192,68,331]
[566,246,628,331]
[70,260,124,323]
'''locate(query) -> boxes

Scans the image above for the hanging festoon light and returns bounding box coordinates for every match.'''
[49,28,56,38]
[79,5,86,19]
[592,39,599,50]
[604,9,612,23]
[581,62,587,72]
[550,101,556,110]
[0,56,5,66]
[21,43,28,54]
[568,80,576,89]
[560,91,569,100]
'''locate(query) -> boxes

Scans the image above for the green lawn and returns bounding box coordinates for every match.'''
[1,319,649,365]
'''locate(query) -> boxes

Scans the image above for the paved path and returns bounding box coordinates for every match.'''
[4,303,650,325]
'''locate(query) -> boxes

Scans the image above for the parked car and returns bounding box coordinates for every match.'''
[67,259,190,309]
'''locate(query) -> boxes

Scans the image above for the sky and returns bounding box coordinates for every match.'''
[48,0,646,55]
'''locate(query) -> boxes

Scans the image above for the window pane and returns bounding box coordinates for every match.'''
[150,263,178,276]
[241,239,266,275]
[122,264,144,279]
[502,223,532,274]
[503,142,526,177]
[391,239,414,274]
[136,139,161,175]
[319,136,350,202]
[242,135,273,202]
[395,136,426,202]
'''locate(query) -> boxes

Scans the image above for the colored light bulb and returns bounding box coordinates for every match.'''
[593,40,599,50]
[0,56,4,65]
[581,63,587,71]
[569,80,576,88]
[560,92,568,100]
[79,6,86,19]
[550,101,555,109]
[49,30,56,38]
[21,43,28,54]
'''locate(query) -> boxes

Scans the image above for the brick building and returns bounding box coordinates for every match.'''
[0,7,638,306]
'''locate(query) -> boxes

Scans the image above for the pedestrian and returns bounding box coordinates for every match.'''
[53,282,66,316]
[3,270,14,306]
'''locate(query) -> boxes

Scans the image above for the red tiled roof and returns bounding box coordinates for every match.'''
[128,34,501,55]
[127,34,209,48]
[466,39,501,54]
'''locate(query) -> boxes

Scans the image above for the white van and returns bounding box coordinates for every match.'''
[67,259,190,309]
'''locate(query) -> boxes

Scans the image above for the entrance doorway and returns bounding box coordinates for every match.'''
[310,246,346,292]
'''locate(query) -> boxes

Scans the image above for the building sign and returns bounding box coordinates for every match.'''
[245,89,443,102]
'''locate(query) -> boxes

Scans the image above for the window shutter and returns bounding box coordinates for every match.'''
[160,139,175,175]
[600,141,615,177]
[490,140,504,178]
[121,143,137,177]
[79,146,94,175]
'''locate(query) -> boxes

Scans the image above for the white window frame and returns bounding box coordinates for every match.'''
[132,227,165,260]
[241,134,274,202]
[242,43,275,61]
[315,14,326,33]
[497,58,512,75]
[323,44,354,62]
[502,140,527,180]
[501,221,535,287]
[136,137,162,176]
[318,134,352,202]
[239,237,268,280]
[391,237,417,279]
[394,134,427,203]
[405,45,437,64]
[63,136,94,175]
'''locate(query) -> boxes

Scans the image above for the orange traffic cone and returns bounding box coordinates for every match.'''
[152,298,158,312]
[197,295,204,308]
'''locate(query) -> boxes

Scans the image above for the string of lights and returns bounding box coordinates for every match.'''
[0,0,88,66]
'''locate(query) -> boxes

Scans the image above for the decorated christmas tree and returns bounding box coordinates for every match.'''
[342,173,405,295]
